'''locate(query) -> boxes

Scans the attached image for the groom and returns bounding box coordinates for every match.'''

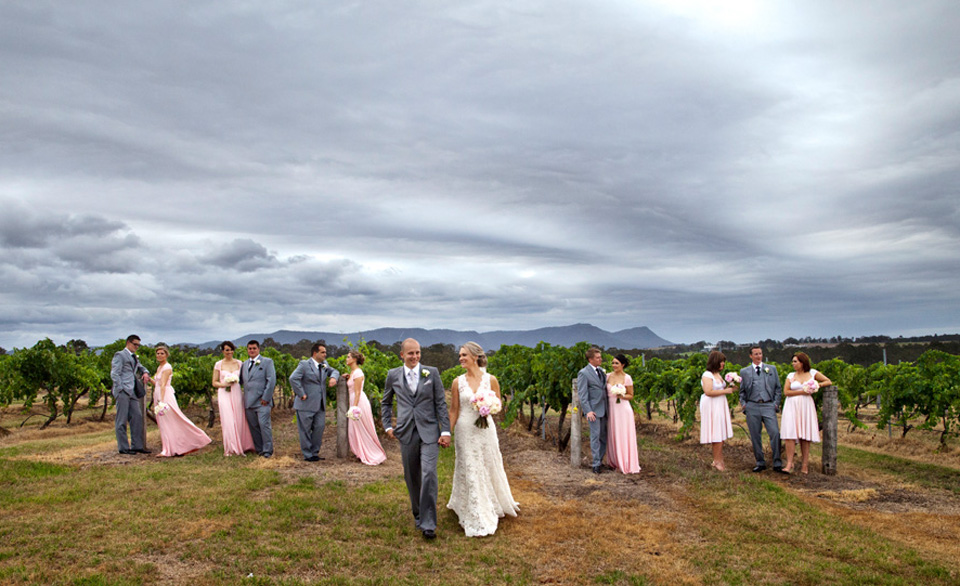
[577,346,608,474]
[382,338,450,539]
[240,340,276,458]
[110,334,151,455]
[739,345,784,473]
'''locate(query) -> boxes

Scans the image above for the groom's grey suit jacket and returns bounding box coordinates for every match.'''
[381,365,450,445]
[739,363,783,407]
[577,365,608,418]
[289,359,339,413]
[240,356,276,409]
[110,349,148,399]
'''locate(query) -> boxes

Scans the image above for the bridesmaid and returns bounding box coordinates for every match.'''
[699,351,735,471]
[604,354,641,474]
[345,350,386,465]
[212,341,255,456]
[782,352,832,474]
[151,344,211,457]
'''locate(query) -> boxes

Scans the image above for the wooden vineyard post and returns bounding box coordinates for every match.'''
[821,384,838,475]
[571,378,581,468]
[336,376,349,459]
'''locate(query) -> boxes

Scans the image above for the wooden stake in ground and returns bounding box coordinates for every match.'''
[822,384,838,475]
[570,378,581,468]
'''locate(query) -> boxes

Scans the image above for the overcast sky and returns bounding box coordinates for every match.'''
[2,0,959,349]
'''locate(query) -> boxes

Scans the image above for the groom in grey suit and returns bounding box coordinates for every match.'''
[289,343,339,461]
[382,338,451,539]
[739,345,785,473]
[240,340,276,458]
[110,334,151,455]
[577,346,608,474]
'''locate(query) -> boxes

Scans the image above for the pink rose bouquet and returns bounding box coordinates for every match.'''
[154,402,169,416]
[803,379,820,394]
[471,390,502,429]
[725,372,742,387]
[347,406,361,421]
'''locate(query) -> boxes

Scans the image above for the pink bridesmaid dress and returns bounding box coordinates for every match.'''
[605,373,641,474]
[153,363,212,456]
[781,370,821,443]
[699,371,734,444]
[215,360,255,456]
[347,369,386,465]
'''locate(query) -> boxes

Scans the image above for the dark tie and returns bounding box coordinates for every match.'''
[596,367,605,383]
[132,353,139,370]
[755,365,761,376]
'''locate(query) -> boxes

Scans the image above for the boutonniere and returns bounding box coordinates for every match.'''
[421,368,430,378]
[763,367,770,374]
[254,358,261,366]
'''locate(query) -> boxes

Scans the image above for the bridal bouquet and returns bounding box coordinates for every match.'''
[154,402,169,417]
[611,383,627,404]
[803,379,820,394]
[347,406,362,421]
[471,390,502,428]
[725,372,742,387]
[223,374,239,387]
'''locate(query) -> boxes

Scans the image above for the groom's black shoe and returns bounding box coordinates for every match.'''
[592,466,602,474]
[773,467,788,474]
[134,448,151,454]
[422,529,436,540]
[305,456,320,462]
[119,449,136,455]
[752,465,766,472]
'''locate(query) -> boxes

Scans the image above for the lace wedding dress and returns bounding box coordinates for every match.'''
[446,373,519,537]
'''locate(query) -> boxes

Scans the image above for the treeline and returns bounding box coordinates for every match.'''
[2,339,958,451]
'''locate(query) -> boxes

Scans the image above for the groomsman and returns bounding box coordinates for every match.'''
[382,338,451,539]
[110,334,151,455]
[739,345,785,473]
[577,346,608,474]
[289,343,339,461]
[240,340,276,458]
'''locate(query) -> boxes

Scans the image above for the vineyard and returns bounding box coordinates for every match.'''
[1,339,959,453]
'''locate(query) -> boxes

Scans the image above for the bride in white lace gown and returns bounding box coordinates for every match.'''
[447,342,519,537]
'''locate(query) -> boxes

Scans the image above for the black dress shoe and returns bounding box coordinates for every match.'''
[752,465,766,472]
[422,529,436,539]
[305,456,320,462]
[593,466,602,474]
[134,448,151,454]
[773,467,788,474]
[260,453,272,458]
[119,449,136,455]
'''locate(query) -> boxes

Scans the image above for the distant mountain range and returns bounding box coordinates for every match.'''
[198,323,673,350]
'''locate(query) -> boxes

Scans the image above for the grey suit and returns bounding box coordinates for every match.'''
[289,358,339,459]
[110,348,149,452]
[577,364,608,468]
[739,362,783,468]
[240,356,276,456]
[381,364,450,532]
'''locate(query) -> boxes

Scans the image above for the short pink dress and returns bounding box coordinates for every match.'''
[605,374,640,474]
[781,370,821,442]
[346,369,386,466]
[699,371,734,444]
[215,360,255,456]
[153,363,212,457]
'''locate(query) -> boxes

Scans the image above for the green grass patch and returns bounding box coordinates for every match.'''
[837,445,960,494]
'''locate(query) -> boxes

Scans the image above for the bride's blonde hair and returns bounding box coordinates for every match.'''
[461,342,487,367]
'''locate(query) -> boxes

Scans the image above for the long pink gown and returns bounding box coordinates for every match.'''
[699,371,734,444]
[215,360,255,456]
[153,363,212,457]
[347,369,386,465]
[781,370,821,442]
[605,373,641,474]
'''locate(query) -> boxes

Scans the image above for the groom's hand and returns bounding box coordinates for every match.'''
[586,411,597,422]
[438,436,451,448]
[386,429,396,440]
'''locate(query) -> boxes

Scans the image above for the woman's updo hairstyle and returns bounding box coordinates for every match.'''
[348,349,365,366]
[462,341,488,368]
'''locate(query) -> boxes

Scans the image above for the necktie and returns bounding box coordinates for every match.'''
[407,369,417,393]
[596,367,605,383]
[756,365,761,376]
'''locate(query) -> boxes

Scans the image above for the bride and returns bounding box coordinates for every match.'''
[447,342,519,537]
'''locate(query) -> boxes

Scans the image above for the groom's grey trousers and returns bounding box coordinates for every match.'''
[400,428,439,531]
[588,415,608,468]
[114,393,145,451]
[744,401,782,468]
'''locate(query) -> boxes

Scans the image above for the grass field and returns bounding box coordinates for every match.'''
[1,402,959,585]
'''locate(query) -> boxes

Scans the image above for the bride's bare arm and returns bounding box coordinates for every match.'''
[449,377,460,430]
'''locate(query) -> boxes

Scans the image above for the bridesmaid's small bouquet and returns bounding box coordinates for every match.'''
[611,383,627,403]
[347,406,362,420]
[803,379,820,394]
[471,390,502,428]
[154,402,169,417]
[223,374,239,387]
[725,372,742,387]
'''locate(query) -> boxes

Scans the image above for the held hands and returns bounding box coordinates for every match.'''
[386,429,396,440]
[438,435,451,448]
